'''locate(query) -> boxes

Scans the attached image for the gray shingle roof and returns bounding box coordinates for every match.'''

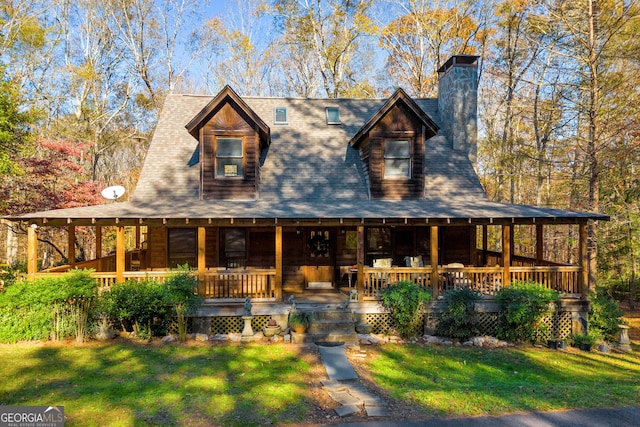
[5,92,608,224]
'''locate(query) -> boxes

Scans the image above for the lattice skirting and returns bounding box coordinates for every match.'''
[366,311,573,339]
[167,317,194,335]
[209,315,271,335]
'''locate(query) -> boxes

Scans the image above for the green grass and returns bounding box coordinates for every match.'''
[363,344,640,417]
[2,340,640,425]
[0,341,319,426]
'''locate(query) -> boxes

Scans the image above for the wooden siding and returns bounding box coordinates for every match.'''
[366,102,432,199]
[201,103,259,200]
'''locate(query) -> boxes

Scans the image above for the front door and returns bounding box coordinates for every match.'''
[306,229,333,288]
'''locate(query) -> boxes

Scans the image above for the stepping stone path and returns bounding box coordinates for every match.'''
[318,345,390,418]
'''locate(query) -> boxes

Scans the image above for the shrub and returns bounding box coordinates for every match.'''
[100,279,169,339]
[164,265,202,340]
[0,269,98,343]
[435,287,482,340]
[379,280,432,338]
[495,281,559,343]
[589,288,624,342]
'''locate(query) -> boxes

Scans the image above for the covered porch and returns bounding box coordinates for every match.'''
[23,214,595,303]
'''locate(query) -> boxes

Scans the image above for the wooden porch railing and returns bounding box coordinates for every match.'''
[36,268,277,300]
[198,269,276,299]
[509,266,580,294]
[362,265,581,298]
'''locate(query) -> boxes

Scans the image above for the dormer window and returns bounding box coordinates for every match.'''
[384,139,411,178]
[274,107,287,124]
[326,107,340,124]
[216,137,244,178]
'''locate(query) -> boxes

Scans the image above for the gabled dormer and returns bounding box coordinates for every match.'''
[185,85,270,200]
[349,88,439,200]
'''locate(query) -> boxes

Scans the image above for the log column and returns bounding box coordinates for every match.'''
[579,223,589,300]
[430,226,439,297]
[68,225,76,267]
[536,224,544,264]
[116,226,125,283]
[356,225,365,302]
[502,225,511,286]
[27,224,38,280]
[275,225,283,301]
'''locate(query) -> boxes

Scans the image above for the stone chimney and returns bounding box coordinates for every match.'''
[437,55,479,164]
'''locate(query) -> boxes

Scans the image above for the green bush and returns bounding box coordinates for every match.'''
[495,281,559,343]
[379,280,432,338]
[436,287,482,340]
[0,269,98,343]
[100,279,169,339]
[164,265,202,340]
[589,288,624,342]
[0,261,26,288]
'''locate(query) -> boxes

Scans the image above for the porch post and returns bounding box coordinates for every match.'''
[95,226,102,258]
[116,226,125,283]
[430,226,439,297]
[536,224,544,263]
[275,225,283,301]
[135,226,141,249]
[68,225,76,267]
[482,225,488,265]
[27,225,37,280]
[502,225,511,286]
[579,223,589,300]
[197,227,206,274]
[356,225,365,302]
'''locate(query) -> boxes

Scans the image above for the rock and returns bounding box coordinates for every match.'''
[162,335,177,343]
[463,340,474,346]
[355,323,372,334]
[425,335,444,345]
[228,333,242,342]
[210,334,228,341]
[473,336,486,347]
[195,333,209,342]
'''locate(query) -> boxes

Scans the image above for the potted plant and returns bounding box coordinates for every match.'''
[547,335,567,350]
[572,331,599,352]
[263,318,282,337]
[288,311,311,333]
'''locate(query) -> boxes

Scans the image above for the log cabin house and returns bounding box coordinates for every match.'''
[5,56,608,340]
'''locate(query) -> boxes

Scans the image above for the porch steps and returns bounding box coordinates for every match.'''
[291,306,359,346]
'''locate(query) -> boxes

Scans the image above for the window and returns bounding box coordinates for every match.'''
[325,107,340,124]
[168,228,197,268]
[274,107,287,124]
[216,137,243,178]
[384,139,411,178]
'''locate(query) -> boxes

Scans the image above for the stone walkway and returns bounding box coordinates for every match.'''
[318,344,390,418]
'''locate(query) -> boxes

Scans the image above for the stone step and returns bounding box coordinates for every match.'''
[291,331,359,346]
[308,322,356,334]
[310,310,354,322]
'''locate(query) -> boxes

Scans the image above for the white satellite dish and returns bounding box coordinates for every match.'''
[101,185,126,201]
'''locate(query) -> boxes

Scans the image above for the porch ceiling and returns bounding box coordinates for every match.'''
[4,197,609,227]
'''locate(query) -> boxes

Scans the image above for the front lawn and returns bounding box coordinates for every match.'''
[353,343,640,417]
[1,339,640,425]
[0,340,332,426]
